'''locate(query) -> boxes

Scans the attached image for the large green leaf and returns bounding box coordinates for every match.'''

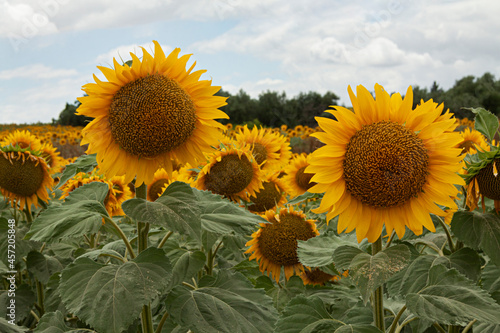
[167,250,206,290]
[0,318,28,332]
[165,270,277,333]
[448,247,482,282]
[193,188,267,236]
[482,262,500,304]
[25,182,109,242]
[34,311,98,333]
[59,247,172,333]
[274,295,382,333]
[122,182,201,243]
[333,244,410,303]
[0,218,39,268]
[55,153,98,189]
[259,276,306,312]
[469,107,500,141]
[0,284,35,323]
[451,210,500,266]
[473,323,500,332]
[406,265,500,326]
[297,233,357,267]
[331,245,364,270]
[26,251,64,284]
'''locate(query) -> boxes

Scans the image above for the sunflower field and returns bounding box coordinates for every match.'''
[2,41,500,333]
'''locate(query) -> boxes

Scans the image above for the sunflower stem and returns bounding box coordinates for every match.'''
[35,279,44,317]
[388,305,406,333]
[155,311,169,333]
[157,231,173,249]
[135,183,154,333]
[436,215,455,253]
[24,208,33,223]
[103,216,136,259]
[372,236,385,331]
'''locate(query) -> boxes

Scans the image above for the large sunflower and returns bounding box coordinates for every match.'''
[77,41,228,186]
[245,207,319,282]
[0,146,53,213]
[307,84,464,243]
[194,145,263,201]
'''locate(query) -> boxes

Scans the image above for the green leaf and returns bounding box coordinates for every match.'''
[193,188,267,236]
[468,107,499,141]
[166,270,277,333]
[122,182,201,243]
[26,251,64,284]
[406,265,500,326]
[266,276,306,312]
[331,245,364,270]
[55,153,97,189]
[451,210,500,266]
[274,295,383,333]
[0,318,28,332]
[482,262,500,304]
[168,250,206,290]
[334,244,410,303]
[473,323,500,332]
[34,310,98,333]
[59,247,172,333]
[387,255,446,297]
[0,284,36,323]
[25,182,109,243]
[297,233,357,267]
[448,247,482,282]
[286,191,318,205]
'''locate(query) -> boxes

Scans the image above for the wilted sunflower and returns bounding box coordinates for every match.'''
[0,145,53,213]
[463,147,500,212]
[456,127,490,155]
[77,40,228,186]
[245,207,319,282]
[194,146,263,201]
[235,125,291,171]
[283,153,316,198]
[307,84,464,243]
[247,172,288,213]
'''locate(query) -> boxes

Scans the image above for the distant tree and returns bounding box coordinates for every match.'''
[289,91,339,127]
[256,90,288,127]
[217,89,259,125]
[56,100,92,126]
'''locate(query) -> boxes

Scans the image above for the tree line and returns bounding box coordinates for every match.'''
[55,72,500,127]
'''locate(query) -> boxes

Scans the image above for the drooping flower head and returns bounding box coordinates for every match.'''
[77,41,228,186]
[245,206,319,282]
[0,145,53,213]
[194,145,263,201]
[282,153,316,198]
[307,84,464,243]
[247,172,288,213]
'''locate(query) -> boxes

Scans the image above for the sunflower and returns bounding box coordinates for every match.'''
[299,267,347,286]
[0,145,53,213]
[463,147,500,212]
[147,168,171,201]
[1,130,42,152]
[456,127,490,155]
[245,207,319,282]
[77,40,228,186]
[283,153,316,198]
[235,125,291,172]
[307,84,464,243]
[60,170,118,216]
[194,145,263,201]
[109,175,133,216]
[40,142,64,174]
[247,172,288,213]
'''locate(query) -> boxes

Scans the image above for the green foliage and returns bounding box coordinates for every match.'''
[165,270,278,333]
[451,210,500,266]
[55,100,92,127]
[468,107,499,140]
[406,265,500,326]
[25,182,109,243]
[59,248,172,333]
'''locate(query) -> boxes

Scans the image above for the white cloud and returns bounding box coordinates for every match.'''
[0,64,78,80]
[256,78,283,86]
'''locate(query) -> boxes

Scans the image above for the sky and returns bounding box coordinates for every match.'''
[1,0,499,124]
